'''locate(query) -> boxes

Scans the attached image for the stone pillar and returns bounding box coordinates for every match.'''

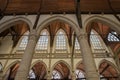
[77,31,99,80]
[15,29,38,80]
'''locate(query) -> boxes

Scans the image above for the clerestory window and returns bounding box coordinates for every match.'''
[90,30,107,53]
[108,31,119,42]
[55,30,67,53]
[36,30,49,53]
[18,31,29,50]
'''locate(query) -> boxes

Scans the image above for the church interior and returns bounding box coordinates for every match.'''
[0,0,120,80]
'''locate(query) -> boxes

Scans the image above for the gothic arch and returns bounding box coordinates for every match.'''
[31,60,48,71]
[3,60,20,75]
[75,61,86,76]
[76,60,83,69]
[37,16,80,36]
[84,16,120,34]
[51,60,72,77]
[98,59,119,73]
[0,17,32,33]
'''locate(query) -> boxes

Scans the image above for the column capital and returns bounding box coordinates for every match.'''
[29,29,38,41]
[77,33,88,41]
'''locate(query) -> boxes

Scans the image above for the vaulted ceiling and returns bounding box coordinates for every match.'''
[0,0,120,15]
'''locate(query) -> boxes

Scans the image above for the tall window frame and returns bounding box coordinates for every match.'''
[90,29,108,53]
[35,29,49,53]
[54,29,68,53]
[18,31,29,50]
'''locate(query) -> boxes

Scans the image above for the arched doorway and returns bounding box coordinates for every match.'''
[52,62,70,80]
[5,62,20,80]
[76,62,86,80]
[30,62,47,80]
[99,61,119,80]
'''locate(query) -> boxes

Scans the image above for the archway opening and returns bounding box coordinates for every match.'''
[52,62,70,80]
[30,62,47,80]
[99,61,119,80]
[5,63,20,80]
[76,62,86,80]
[0,21,30,48]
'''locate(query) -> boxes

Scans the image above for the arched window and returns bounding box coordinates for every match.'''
[29,69,36,79]
[90,30,107,53]
[108,31,119,41]
[75,69,85,80]
[74,37,81,53]
[55,30,67,53]
[52,70,61,79]
[36,30,49,53]
[18,31,29,50]
[0,63,2,72]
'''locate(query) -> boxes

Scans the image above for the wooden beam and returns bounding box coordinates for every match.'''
[107,0,120,22]
[75,0,82,28]
[33,0,43,29]
[0,0,9,20]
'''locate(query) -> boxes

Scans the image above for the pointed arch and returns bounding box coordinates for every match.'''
[98,59,119,79]
[85,16,120,34]
[37,16,80,37]
[30,60,47,80]
[52,60,71,79]
[3,60,20,74]
[0,17,32,33]
[75,61,86,79]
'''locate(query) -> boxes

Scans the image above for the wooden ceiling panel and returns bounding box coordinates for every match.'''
[1,0,120,15]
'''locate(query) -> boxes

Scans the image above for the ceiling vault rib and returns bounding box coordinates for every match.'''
[100,64,110,75]
[72,34,76,57]
[107,0,120,22]
[75,0,82,28]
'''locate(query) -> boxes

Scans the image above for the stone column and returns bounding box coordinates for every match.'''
[15,29,38,80]
[77,31,99,80]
